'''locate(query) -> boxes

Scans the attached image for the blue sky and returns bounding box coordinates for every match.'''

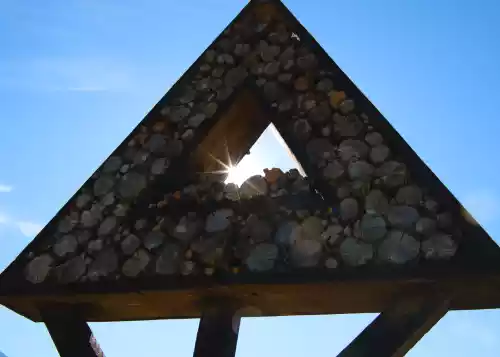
[1,0,500,355]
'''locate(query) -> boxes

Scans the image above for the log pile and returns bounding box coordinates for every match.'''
[22,7,461,285]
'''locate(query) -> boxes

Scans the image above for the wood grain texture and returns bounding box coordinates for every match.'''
[2,267,500,322]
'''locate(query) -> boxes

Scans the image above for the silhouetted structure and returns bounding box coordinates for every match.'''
[1,1,499,356]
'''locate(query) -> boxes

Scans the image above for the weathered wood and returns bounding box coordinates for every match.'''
[194,89,269,175]
[337,291,449,357]
[3,268,498,323]
[41,307,104,357]
[0,0,499,329]
[193,303,240,357]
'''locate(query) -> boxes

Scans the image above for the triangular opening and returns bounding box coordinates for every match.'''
[225,124,305,187]
[190,89,311,200]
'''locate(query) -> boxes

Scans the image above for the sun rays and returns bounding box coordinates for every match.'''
[204,141,263,187]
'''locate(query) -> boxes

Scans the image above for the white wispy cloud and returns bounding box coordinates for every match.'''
[0,213,42,238]
[15,221,43,237]
[462,190,499,224]
[0,213,8,224]
[0,181,42,237]
[0,184,13,193]
[0,57,134,93]
[66,86,108,92]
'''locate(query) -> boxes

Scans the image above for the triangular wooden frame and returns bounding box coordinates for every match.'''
[1,0,500,330]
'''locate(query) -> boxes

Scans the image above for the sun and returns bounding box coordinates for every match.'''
[225,165,248,187]
[206,139,263,187]
[206,150,261,187]
[225,155,262,186]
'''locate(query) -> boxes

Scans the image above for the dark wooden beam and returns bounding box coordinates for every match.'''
[193,302,241,357]
[337,290,449,357]
[3,268,500,322]
[194,89,270,176]
[41,306,104,357]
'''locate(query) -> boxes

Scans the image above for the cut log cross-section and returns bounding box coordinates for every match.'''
[1,2,500,356]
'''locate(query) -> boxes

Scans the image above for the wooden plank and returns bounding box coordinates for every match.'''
[193,302,240,357]
[41,306,104,357]
[2,268,500,322]
[337,291,449,357]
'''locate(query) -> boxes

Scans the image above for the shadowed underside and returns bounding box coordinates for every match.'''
[1,0,500,325]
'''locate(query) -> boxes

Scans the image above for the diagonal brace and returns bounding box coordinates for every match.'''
[193,301,241,357]
[41,305,104,357]
[337,290,450,357]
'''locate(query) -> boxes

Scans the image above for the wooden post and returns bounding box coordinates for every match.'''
[337,291,449,357]
[193,303,241,357]
[41,307,104,357]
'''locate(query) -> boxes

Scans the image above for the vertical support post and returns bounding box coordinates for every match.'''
[193,302,241,357]
[41,306,104,357]
[337,291,449,357]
